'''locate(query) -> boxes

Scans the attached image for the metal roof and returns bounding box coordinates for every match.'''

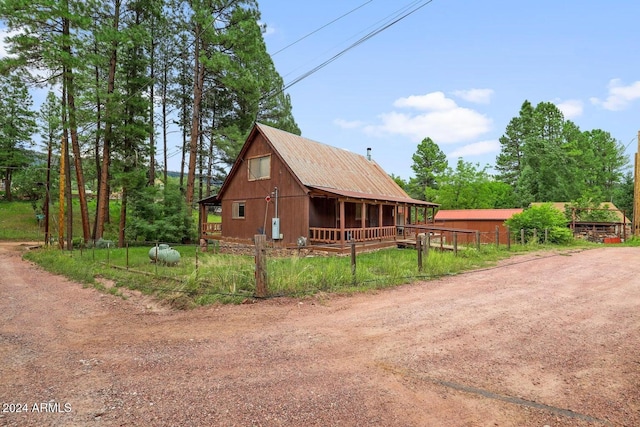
[530,202,630,223]
[256,123,437,206]
[435,209,524,221]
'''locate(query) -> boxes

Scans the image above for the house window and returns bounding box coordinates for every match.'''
[232,201,245,219]
[248,155,271,181]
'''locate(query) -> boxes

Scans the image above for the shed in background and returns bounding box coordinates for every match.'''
[434,209,524,245]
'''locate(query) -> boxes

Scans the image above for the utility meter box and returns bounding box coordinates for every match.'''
[272,218,281,240]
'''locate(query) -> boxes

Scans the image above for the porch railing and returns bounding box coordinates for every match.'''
[309,226,397,244]
[202,222,222,236]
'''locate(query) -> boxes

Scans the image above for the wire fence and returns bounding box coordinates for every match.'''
[46,228,566,305]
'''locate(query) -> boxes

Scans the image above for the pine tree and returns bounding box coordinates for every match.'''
[0,72,36,201]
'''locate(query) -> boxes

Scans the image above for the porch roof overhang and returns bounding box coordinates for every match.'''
[198,194,221,205]
[308,186,439,207]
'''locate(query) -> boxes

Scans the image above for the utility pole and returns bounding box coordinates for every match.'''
[634,131,640,237]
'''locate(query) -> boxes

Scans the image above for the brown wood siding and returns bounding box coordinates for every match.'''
[310,197,337,228]
[383,205,395,226]
[221,133,309,245]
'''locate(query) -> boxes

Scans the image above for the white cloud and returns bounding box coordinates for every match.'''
[452,88,494,104]
[364,91,492,144]
[393,91,457,111]
[334,118,365,129]
[592,79,640,111]
[555,99,583,119]
[447,140,500,158]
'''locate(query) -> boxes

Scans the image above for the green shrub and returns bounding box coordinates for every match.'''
[506,203,572,244]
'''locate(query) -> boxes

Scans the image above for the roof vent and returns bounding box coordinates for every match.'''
[366,147,372,161]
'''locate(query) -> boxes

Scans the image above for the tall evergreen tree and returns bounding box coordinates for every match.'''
[0,71,36,201]
[0,0,95,240]
[495,100,533,188]
[408,137,448,201]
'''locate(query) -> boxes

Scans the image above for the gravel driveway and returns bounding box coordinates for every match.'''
[0,243,638,426]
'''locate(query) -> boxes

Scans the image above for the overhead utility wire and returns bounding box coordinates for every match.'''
[270,0,374,56]
[276,0,426,81]
[265,0,435,100]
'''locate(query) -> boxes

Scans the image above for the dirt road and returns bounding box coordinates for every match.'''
[0,243,638,426]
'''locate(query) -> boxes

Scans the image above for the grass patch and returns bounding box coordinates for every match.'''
[0,201,45,240]
[23,241,559,308]
[0,199,123,242]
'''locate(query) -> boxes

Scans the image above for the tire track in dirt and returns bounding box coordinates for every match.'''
[0,243,638,426]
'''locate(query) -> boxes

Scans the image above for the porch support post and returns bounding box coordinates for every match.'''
[378,204,383,240]
[360,202,366,233]
[198,203,205,240]
[339,199,345,248]
[404,203,408,239]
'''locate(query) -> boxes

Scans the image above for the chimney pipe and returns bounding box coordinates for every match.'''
[366,147,372,161]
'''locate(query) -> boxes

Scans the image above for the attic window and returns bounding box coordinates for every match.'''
[248,155,271,181]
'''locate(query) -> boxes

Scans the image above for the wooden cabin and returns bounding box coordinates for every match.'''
[198,123,438,249]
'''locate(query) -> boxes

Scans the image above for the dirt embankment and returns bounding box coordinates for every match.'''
[0,243,638,426]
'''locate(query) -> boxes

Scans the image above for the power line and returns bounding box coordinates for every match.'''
[270,0,374,56]
[265,0,436,100]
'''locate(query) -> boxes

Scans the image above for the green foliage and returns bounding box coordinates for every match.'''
[410,137,448,200]
[0,70,37,201]
[127,182,194,243]
[496,100,628,206]
[427,159,517,209]
[564,198,619,223]
[612,172,634,219]
[505,203,572,244]
[11,165,48,202]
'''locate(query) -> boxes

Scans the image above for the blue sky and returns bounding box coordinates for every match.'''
[259,0,640,180]
[1,1,638,181]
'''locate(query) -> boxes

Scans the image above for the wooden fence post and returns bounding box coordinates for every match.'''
[417,234,423,272]
[521,228,525,245]
[425,233,431,258]
[533,228,537,243]
[453,232,458,256]
[254,234,267,298]
[475,230,480,250]
[350,240,356,285]
[495,226,499,248]
[507,226,511,251]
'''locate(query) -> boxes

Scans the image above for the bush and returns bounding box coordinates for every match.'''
[506,203,572,244]
[126,182,194,243]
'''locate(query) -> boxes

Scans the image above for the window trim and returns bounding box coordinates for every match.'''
[232,201,246,219]
[247,154,271,181]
